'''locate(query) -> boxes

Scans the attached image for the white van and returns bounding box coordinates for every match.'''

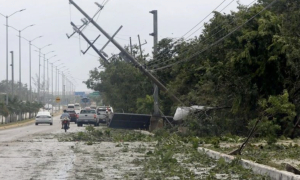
[35,111,53,125]
[67,104,75,110]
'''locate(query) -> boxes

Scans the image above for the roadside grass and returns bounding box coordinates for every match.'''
[208,141,300,171]
[57,126,269,179]
[0,118,35,127]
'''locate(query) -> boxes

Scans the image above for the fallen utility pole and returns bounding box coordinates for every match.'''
[71,22,109,63]
[69,0,183,105]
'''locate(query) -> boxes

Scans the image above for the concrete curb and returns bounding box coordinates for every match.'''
[199,147,300,180]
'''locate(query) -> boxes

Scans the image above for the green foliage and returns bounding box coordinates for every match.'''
[104,129,110,137]
[255,90,296,139]
[136,95,153,114]
[84,0,300,138]
[85,125,95,133]
[84,48,153,113]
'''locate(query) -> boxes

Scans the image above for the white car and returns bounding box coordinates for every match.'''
[35,111,53,125]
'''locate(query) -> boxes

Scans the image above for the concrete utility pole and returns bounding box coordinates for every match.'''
[10,51,14,97]
[71,22,108,63]
[129,37,133,56]
[149,10,160,117]
[138,35,147,65]
[100,26,123,56]
[138,35,142,59]
[69,0,182,105]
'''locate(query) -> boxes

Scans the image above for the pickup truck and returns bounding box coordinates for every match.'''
[97,107,108,124]
[66,110,78,123]
[77,108,99,127]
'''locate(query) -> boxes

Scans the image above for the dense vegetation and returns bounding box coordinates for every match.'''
[85,0,300,139]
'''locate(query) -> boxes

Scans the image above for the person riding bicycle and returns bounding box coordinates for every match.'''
[60,109,70,129]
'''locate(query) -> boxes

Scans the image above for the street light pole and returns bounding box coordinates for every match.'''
[0,9,26,105]
[35,44,51,102]
[9,24,35,97]
[46,55,56,102]
[51,60,60,112]
[10,51,14,97]
[20,35,43,101]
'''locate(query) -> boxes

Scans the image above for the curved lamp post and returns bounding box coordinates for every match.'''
[0,9,26,105]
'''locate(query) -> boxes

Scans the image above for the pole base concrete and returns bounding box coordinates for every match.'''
[149,116,163,132]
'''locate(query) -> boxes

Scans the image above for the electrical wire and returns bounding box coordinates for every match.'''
[181,0,227,39]
[147,0,257,68]
[185,0,235,39]
[148,0,239,66]
[150,0,276,72]
[149,0,228,63]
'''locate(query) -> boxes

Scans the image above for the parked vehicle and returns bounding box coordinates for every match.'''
[35,111,53,125]
[66,110,78,123]
[77,107,99,127]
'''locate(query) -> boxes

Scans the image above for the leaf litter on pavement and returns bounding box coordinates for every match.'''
[56,126,269,179]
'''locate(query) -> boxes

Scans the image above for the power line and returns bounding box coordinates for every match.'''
[181,0,227,39]
[150,0,277,72]
[185,0,235,39]
[147,0,257,68]
[148,0,240,66]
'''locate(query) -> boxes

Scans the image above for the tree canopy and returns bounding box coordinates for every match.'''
[85,0,300,138]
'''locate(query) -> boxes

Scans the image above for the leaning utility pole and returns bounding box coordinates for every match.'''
[71,22,108,63]
[69,0,182,105]
[129,37,133,56]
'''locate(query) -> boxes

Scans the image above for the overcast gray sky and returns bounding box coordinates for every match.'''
[0,0,251,92]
